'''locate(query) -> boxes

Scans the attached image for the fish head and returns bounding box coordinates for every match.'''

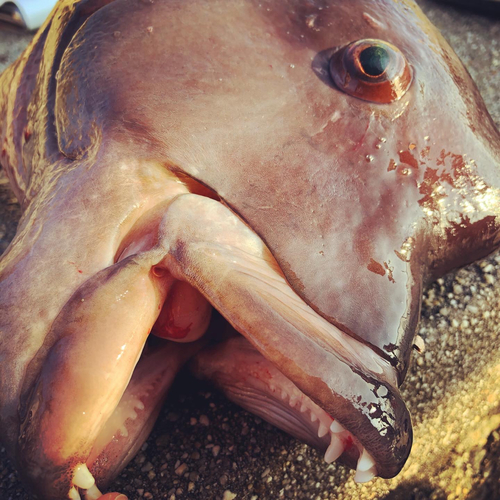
[1,0,499,498]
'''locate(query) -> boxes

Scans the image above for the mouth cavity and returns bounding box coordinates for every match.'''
[17,190,411,498]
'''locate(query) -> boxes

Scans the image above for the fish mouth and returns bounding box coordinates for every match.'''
[191,335,396,483]
[16,191,411,498]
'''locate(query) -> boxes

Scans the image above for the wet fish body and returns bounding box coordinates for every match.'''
[0,1,499,498]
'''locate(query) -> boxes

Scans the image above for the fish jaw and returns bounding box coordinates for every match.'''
[0,158,209,498]
[0,178,411,498]
[154,194,412,479]
[191,336,388,479]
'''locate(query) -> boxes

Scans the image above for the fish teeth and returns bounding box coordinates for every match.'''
[354,465,377,483]
[69,465,103,500]
[72,463,95,489]
[324,434,344,464]
[68,487,81,500]
[300,403,308,413]
[310,413,318,423]
[85,484,103,500]
[281,390,288,400]
[317,423,329,438]
[289,395,297,407]
[330,420,345,433]
[357,448,376,472]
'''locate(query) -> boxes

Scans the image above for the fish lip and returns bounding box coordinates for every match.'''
[15,325,201,498]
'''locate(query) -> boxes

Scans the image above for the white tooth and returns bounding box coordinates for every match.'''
[269,384,276,392]
[281,390,288,400]
[317,423,329,438]
[68,487,81,500]
[72,464,95,489]
[354,465,377,483]
[324,435,343,464]
[330,420,345,433]
[135,400,145,411]
[289,396,297,407]
[129,409,138,421]
[310,413,318,423]
[357,448,376,472]
[300,403,308,413]
[120,425,129,438]
[84,484,103,500]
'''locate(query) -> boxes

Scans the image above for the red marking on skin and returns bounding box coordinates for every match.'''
[418,166,454,210]
[384,262,395,283]
[67,261,83,274]
[398,150,419,170]
[367,258,385,277]
[420,146,430,159]
[24,128,31,142]
[344,435,354,450]
[1,148,6,157]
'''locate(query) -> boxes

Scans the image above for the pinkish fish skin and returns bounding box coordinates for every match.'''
[0,1,499,499]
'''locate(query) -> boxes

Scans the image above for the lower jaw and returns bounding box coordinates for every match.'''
[84,338,202,489]
[190,336,379,483]
[74,332,379,496]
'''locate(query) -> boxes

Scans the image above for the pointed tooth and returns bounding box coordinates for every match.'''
[72,463,95,489]
[85,484,103,500]
[324,435,344,464]
[135,400,145,411]
[120,425,129,438]
[310,413,318,423]
[289,396,297,407]
[354,465,377,483]
[317,423,329,438]
[300,403,308,413]
[357,448,376,472]
[68,487,81,500]
[281,390,288,400]
[330,420,345,433]
[269,384,276,392]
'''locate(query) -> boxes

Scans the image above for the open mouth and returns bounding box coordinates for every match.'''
[17,187,412,499]
[191,334,381,483]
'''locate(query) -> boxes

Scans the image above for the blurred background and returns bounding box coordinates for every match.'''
[0,1,499,499]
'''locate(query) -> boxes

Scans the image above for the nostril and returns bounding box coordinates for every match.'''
[152,266,167,278]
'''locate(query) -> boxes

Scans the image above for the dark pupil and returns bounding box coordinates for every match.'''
[359,46,390,77]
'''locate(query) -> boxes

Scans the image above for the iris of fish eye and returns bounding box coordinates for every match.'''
[329,39,413,103]
[359,46,389,77]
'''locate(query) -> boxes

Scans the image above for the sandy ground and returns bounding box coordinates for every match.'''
[0,1,500,499]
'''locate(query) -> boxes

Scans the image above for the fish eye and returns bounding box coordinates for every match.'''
[329,39,412,103]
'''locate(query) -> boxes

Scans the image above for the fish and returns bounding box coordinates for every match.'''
[0,1,499,499]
